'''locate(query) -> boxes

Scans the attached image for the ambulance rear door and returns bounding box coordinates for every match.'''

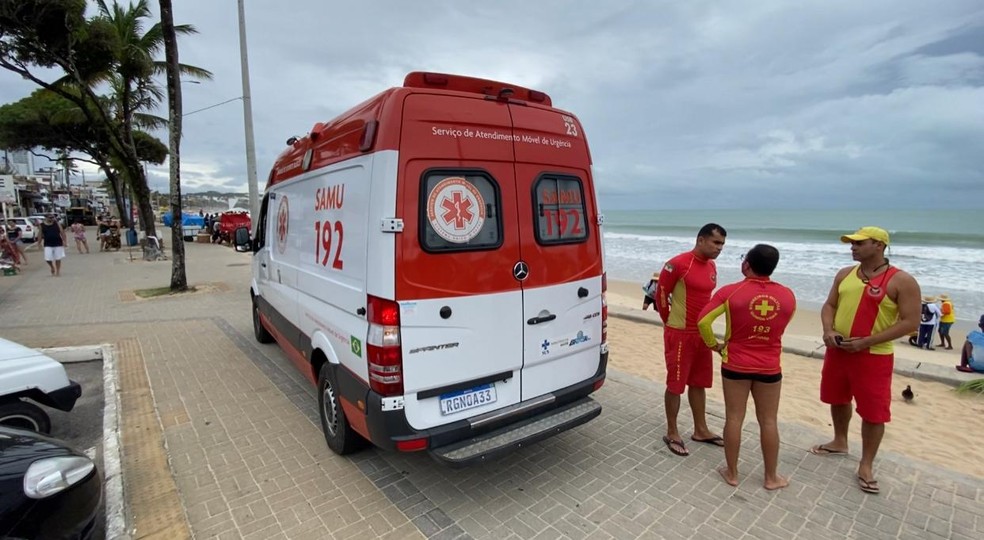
[395,93,525,431]
[510,104,604,401]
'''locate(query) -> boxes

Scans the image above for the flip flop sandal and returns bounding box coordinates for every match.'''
[858,476,880,494]
[662,436,689,457]
[809,444,847,456]
[691,435,725,447]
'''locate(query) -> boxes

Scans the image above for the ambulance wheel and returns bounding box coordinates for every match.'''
[318,363,364,455]
[252,298,274,344]
[0,400,52,434]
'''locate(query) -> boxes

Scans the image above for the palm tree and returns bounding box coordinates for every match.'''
[158,0,186,290]
[93,0,211,235]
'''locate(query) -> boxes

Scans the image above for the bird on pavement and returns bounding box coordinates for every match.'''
[902,385,914,402]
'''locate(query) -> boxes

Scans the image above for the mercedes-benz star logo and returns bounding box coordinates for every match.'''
[513,261,529,281]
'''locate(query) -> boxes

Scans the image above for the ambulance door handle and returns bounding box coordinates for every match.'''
[578,287,588,298]
[357,307,366,316]
[260,263,267,268]
[527,314,556,325]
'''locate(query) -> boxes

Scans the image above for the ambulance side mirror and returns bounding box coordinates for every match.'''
[233,226,252,252]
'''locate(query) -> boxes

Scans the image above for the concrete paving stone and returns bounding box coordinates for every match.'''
[240,520,283,540]
[192,511,239,538]
[409,513,444,537]
[925,515,952,538]
[529,528,564,540]
[745,524,790,540]
[583,528,615,540]
[702,516,746,538]
[602,511,650,537]
[776,510,806,534]
[554,512,599,538]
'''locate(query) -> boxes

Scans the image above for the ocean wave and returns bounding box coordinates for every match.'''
[604,224,984,248]
[603,232,984,265]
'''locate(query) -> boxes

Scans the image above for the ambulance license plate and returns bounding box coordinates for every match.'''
[439,384,497,416]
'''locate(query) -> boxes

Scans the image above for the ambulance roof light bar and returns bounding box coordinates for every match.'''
[404,71,552,106]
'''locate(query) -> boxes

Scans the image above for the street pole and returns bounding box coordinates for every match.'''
[237,0,260,222]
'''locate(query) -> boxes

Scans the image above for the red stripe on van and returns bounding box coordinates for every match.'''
[340,398,371,441]
[259,312,316,385]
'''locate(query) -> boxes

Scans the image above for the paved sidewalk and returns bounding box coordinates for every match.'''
[0,232,982,539]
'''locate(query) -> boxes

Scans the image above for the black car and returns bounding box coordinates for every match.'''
[0,426,101,539]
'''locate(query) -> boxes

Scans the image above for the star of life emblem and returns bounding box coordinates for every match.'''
[276,195,289,254]
[426,177,486,244]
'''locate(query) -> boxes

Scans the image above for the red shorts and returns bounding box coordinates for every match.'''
[820,347,893,423]
[663,327,713,395]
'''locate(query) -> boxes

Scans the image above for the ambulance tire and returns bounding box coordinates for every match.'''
[317,363,365,455]
[252,298,274,344]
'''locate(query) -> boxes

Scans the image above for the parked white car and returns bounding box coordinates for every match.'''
[0,337,81,433]
[2,217,37,242]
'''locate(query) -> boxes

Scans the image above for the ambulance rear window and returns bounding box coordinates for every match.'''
[534,175,588,244]
[420,171,502,252]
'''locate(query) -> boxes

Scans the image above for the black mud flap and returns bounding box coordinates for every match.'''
[429,397,601,468]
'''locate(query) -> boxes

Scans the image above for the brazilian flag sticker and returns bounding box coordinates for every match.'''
[350,336,362,358]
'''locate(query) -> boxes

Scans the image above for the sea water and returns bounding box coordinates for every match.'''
[603,209,984,322]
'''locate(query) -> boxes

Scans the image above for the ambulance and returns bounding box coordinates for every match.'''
[239,72,608,466]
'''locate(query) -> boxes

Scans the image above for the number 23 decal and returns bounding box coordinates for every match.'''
[315,220,344,270]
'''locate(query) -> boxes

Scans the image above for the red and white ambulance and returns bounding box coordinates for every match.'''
[242,72,608,466]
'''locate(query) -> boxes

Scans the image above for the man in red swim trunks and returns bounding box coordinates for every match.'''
[656,223,726,457]
[812,226,921,495]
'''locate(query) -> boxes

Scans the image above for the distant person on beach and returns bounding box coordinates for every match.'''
[812,226,921,495]
[917,296,942,350]
[655,223,726,457]
[697,244,796,490]
[956,314,984,373]
[937,294,955,349]
[642,273,658,310]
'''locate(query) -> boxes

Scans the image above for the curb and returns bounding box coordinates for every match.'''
[40,346,103,364]
[607,306,978,388]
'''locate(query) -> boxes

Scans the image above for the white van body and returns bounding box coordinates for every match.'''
[245,72,608,466]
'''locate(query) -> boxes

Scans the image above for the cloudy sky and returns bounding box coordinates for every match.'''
[2,0,983,209]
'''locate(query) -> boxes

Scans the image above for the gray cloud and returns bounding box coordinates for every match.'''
[1,0,981,209]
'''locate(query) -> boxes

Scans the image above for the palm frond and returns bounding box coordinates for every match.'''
[133,113,168,131]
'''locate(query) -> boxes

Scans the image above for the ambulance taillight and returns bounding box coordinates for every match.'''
[367,296,403,396]
[601,272,608,345]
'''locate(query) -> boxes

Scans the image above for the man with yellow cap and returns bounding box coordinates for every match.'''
[937,294,955,349]
[810,226,921,495]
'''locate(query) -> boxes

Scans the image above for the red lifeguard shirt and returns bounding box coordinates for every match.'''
[696,276,797,374]
[656,251,717,332]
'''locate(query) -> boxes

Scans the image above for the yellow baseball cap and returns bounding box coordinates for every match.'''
[841,226,890,246]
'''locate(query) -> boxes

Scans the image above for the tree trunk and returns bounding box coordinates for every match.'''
[104,169,128,224]
[159,0,186,291]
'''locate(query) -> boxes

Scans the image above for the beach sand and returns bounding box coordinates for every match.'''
[606,279,984,479]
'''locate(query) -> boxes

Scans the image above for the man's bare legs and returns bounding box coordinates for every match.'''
[688,386,716,440]
[751,380,788,490]
[815,403,852,453]
[664,389,688,455]
[858,420,884,484]
[718,378,750,486]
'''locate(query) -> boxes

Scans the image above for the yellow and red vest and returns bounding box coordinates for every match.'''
[833,265,900,355]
